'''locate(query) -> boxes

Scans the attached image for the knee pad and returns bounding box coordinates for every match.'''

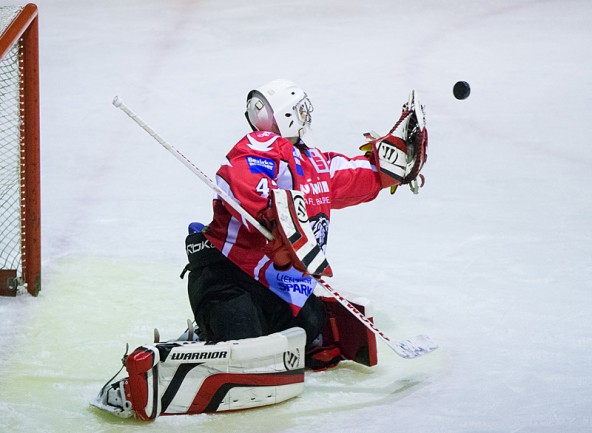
[203,291,264,341]
[295,295,327,347]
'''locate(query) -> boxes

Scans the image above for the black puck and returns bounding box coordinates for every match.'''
[453,81,471,100]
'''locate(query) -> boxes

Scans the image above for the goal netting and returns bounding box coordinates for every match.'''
[0,5,40,296]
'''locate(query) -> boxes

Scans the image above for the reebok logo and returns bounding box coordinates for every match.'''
[186,239,214,254]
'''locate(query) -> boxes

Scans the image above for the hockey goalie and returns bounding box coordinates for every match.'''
[181,79,427,363]
[92,79,428,419]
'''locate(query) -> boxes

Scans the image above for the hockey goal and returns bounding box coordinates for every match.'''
[0,4,40,296]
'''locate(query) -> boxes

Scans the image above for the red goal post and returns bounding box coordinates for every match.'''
[0,4,40,296]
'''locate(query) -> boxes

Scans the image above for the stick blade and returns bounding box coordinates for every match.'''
[387,334,438,359]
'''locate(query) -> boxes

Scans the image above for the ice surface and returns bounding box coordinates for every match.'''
[1,0,591,432]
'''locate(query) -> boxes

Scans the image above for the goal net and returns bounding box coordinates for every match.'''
[0,4,40,296]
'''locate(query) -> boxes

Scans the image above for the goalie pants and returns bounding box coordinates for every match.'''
[185,231,326,348]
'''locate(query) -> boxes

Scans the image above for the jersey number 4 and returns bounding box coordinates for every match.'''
[256,178,270,198]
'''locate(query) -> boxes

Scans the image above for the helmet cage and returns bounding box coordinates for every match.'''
[294,94,313,125]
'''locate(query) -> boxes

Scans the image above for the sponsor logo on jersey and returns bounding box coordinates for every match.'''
[246,156,276,178]
[300,180,329,196]
[170,350,228,361]
[307,148,330,173]
[264,264,318,312]
[274,273,314,296]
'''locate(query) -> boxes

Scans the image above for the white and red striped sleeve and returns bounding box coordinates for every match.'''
[324,151,382,209]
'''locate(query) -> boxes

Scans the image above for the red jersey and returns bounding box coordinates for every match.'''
[205,131,383,314]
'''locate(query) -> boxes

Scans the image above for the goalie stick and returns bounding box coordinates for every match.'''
[112,96,437,360]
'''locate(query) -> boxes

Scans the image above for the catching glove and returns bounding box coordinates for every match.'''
[360,90,428,194]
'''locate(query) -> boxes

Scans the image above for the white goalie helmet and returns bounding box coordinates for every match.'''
[245,79,313,142]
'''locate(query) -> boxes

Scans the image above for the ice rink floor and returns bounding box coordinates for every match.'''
[1,1,591,432]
